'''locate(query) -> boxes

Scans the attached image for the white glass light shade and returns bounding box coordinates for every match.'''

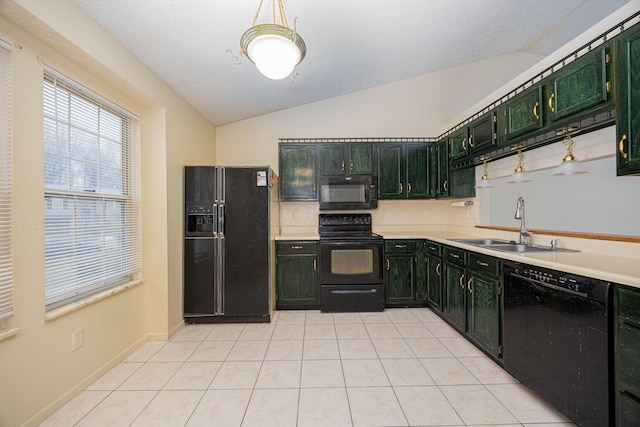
[507,171,532,183]
[552,159,588,175]
[476,177,495,188]
[247,34,300,80]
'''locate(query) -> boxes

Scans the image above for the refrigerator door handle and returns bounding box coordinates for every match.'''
[212,203,218,236]
[216,236,225,315]
[218,204,225,236]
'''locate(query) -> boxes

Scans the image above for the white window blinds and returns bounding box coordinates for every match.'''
[43,67,141,309]
[0,40,14,320]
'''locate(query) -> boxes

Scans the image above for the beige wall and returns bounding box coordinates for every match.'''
[0,0,216,425]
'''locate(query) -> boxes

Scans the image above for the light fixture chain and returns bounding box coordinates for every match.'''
[252,0,265,26]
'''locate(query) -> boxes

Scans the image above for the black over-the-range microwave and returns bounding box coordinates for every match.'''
[318,175,378,210]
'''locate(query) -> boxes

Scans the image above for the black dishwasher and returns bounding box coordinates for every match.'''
[503,260,612,427]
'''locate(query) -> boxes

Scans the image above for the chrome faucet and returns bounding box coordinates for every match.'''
[514,196,531,244]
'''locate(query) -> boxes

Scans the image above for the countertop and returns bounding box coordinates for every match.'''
[276,230,640,289]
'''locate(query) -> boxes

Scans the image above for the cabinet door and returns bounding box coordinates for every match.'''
[616,25,640,176]
[425,253,442,311]
[279,144,317,200]
[276,254,319,308]
[378,144,405,198]
[450,167,476,198]
[385,255,415,304]
[427,144,439,198]
[445,263,466,331]
[499,85,544,142]
[448,128,468,160]
[349,143,377,175]
[468,112,497,154]
[319,144,347,176]
[547,46,610,122]
[406,144,430,198]
[436,142,450,198]
[467,273,501,358]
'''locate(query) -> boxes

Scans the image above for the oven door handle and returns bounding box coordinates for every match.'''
[329,289,378,294]
[508,272,588,298]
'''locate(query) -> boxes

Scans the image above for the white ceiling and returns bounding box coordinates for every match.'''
[71,0,631,126]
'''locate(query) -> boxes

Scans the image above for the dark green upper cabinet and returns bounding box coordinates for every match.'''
[616,24,640,176]
[450,168,476,198]
[546,45,611,123]
[468,111,497,154]
[448,128,468,160]
[378,143,430,199]
[499,85,545,143]
[319,143,377,177]
[279,144,318,200]
[406,144,430,198]
[436,141,450,198]
[378,144,405,198]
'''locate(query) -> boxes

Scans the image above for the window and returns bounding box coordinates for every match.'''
[43,67,141,309]
[0,40,13,322]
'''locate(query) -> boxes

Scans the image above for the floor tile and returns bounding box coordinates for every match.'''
[364,323,401,338]
[381,359,434,386]
[394,385,464,426]
[117,362,182,390]
[123,341,166,362]
[242,388,299,427]
[148,341,200,362]
[342,359,389,387]
[424,321,463,338]
[209,361,261,389]
[347,386,407,427]
[298,388,352,427]
[238,324,275,341]
[186,389,251,427]
[206,324,245,341]
[86,362,143,390]
[420,357,480,385]
[225,340,268,361]
[406,337,453,358]
[305,311,335,324]
[276,310,306,324]
[255,360,301,389]
[300,359,345,388]
[441,384,519,425]
[163,361,221,390]
[130,390,203,426]
[338,339,377,359]
[303,339,340,360]
[188,340,235,361]
[264,339,303,360]
[410,308,442,323]
[439,336,487,357]
[74,390,156,427]
[460,356,519,384]
[371,338,415,358]
[335,323,368,339]
[271,323,305,340]
[394,322,435,339]
[39,391,109,427]
[332,312,363,324]
[304,323,337,340]
[359,312,391,324]
[171,324,215,342]
[486,383,572,424]
[385,308,420,323]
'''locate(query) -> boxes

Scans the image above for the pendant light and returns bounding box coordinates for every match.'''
[234,0,306,80]
[552,135,588,176]
[507,151,532,183]
[475,160,495,188]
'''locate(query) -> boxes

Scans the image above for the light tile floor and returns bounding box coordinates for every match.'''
[41,308,576,427]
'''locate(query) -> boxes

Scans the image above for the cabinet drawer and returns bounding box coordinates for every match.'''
[619,322,640,397]
[424,240,442,257]
[385,240,418,254]
[444,246,466,266]
[276,241,318,255]
[467,252,500,277]
[619,287,640,322]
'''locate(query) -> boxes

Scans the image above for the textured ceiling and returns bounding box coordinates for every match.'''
[71,0,631,126]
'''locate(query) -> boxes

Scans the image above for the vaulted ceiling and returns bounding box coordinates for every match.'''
[71,0,631,126]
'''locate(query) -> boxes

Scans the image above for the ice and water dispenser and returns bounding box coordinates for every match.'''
[185,205,214,236]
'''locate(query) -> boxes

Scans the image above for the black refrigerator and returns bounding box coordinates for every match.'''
[183,166,278,323]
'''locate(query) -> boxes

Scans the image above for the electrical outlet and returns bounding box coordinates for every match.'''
[291,209,298,222]
[391,210,397,219]
[71,327,84,351]
[424,209,431,218]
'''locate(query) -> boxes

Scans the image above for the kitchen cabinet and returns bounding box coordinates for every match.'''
[384,240,424,307]
[616,286,640,426]
[435,141,450,198]
[448,128,468,160]
[276,241,319,309]
[616,24,640,176]
[466,252,502,359]
[378,143,430,199]
[279,144,318,200]
[450,167,476,198]
[318,143,377,176]
[498,85,545,143]
[546,45,611,124]
[467,111,497,154]
[443,246,466,331]
[424,240,443,311]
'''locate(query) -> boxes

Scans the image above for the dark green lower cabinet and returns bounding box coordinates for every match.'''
[467,272,500,357]
[444,263,466,331]
[424,254,442,311]
[276,241,319,309]
[616,286,640,426]
[385,255,415,304]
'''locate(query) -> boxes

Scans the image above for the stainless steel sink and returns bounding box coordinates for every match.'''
[448,238,579,253]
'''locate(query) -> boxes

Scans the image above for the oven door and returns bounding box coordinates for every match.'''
[319,239,383,285]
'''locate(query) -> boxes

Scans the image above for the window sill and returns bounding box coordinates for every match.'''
[45,279,143,321]
[0,327,21,342]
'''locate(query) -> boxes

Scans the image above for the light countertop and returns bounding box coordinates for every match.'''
[276,230,640,289]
